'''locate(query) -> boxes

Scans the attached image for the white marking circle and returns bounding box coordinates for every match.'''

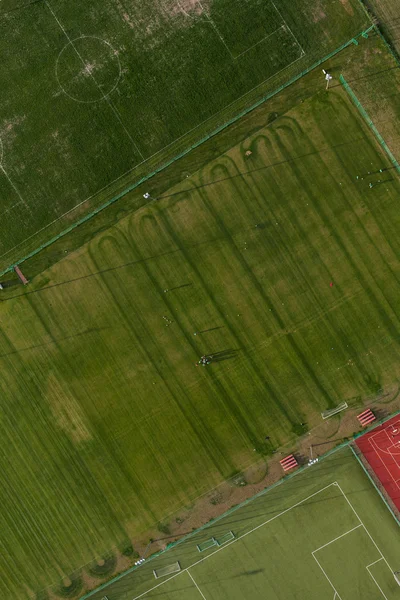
[55,36,122,104]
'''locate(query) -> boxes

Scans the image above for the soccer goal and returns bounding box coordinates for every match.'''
[197,537,217,552]
[153,561,181,579]
[321,402,348,419]
[216,531,235,546]
[394,571,400,586]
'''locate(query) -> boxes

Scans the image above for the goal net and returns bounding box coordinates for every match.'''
[321,401,348,420]
[394,572,400,586]
[216,531,235,546]
[197,537,217,552]
[153,562,181,579]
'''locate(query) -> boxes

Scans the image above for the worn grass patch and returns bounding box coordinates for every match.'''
[0,0,367,267]
[1,31,400,600]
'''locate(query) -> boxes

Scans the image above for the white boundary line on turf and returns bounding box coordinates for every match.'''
[234,25,286,59]
[44,1,144,160]
[0,2,308,265]
[197,1,235,60]
[336,482,394,574]
[312,553,343,600]
[366,559,389,600]
[312,524,362,554]
[270,0,305,57]
[0,164,27,209]
[131,482,337,600]
[188,571,208,600]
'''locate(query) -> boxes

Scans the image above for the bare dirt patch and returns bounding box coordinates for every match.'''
[129,385,400,560]
[340,0,354,15]
[163,0,207,19]
[46,372,92,444]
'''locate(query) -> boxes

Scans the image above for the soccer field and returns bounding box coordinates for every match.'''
[0,0,367,269]
[85,446,400,600]
[2,29,400,600]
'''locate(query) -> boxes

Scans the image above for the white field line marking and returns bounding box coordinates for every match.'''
[45,1,144,159]
[131,482,337,600]
[312,524,362,554]
[0,47,306,265]
[367,557,384,568]
[0,164,28,208]
[0,6,307,265]
[336,482,394,573]
[270,0,305,56]
[0,200,23,218]
[198,1,234,59]
[369,437,400,490]
[234,25,285,59]
[312,553,343,600]
[366,563,389,600]
[188,571,208,600]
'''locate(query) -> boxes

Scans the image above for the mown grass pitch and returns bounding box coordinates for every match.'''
[86,446,400,600]
[0,0,367,268]
[1,32,400,599]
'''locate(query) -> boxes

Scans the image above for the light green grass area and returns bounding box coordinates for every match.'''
[86,446,400,600]
[2,32,400,599]
[0,0,367,268]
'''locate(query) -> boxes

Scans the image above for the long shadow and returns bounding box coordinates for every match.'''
[207,349,239,363]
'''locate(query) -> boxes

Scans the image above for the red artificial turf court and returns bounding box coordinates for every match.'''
[355,414,400,510]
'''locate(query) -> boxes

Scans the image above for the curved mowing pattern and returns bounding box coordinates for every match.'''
[2,69,400,598]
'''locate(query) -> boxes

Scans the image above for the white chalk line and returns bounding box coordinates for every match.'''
[45,0,143,159]
[270,0,305,57]
[312,524,362,554]
[131,482,337,600]
[312,487,394,600]
[336,482,393,573]
[312,553,343,600]
[0,1,308,265]
[0,164,27,209]
[55,36,122,104]
[188,571,208,600]
[366,560,389,600]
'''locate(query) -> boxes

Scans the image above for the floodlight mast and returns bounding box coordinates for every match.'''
[322,69,333,90]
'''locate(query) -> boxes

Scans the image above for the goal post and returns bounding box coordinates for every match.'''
[394,572,400,586]
[153,562,181,579]
[216,531,235,546]
[321,402,348,419]
[197,537,217,552]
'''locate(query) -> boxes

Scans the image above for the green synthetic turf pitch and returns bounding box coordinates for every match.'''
[2,34,400,597]
[86,446,400,600]
[0,0,367,268]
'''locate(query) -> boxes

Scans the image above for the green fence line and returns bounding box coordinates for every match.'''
[339,73,400,174]
[0,25,374,280]
[355,0,400,67]
[349,444,400,526]
[79,407,399,600]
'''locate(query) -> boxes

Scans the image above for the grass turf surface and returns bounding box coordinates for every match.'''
[0,0,368,269]
[2,31,400,599]
[85,445,400,600]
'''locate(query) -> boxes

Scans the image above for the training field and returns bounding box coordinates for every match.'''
[0,0,367,268]
[2,31,400,599]
[86,446,400,600]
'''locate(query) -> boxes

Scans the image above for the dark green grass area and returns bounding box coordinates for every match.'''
[0,0,367,267]
[2,38,400,596]
[86,446,400,600]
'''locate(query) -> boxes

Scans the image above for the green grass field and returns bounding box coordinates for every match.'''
[85,445,400,600]
[366,0,400,53]
[2,30,400,599]
[0,0,368,268]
